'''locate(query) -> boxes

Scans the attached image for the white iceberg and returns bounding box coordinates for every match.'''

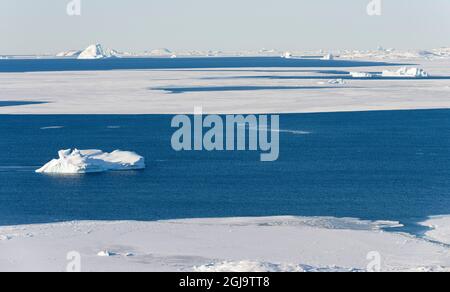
[282,52,293,59]
[77,44,107,60]
[36,149,145,174]
[382,67,429,78]
[350,72,374,78]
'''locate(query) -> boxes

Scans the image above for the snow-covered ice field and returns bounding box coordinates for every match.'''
[0,60,449,115]
[0,216,449,272]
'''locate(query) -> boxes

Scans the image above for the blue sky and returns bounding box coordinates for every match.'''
[1,0,450,54]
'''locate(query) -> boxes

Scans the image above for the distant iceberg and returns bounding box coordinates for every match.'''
[350,72,374,78]
[382,67,429,78]
[36,149,145,174]
[78,44,108,60]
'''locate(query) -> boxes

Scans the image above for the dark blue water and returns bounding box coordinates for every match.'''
[0,110,449,229]
[0,57,402,73]
[0,101,47,107]
[156,86,336,94]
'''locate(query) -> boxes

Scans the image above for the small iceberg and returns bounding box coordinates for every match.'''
[36,149,145,174]
[382,67,429,78]
[350,72,374,78]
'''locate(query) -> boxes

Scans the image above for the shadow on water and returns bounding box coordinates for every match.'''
[0,101,47,107]
[0,57,406,73]
[171,69,353,74]
[152,85,348,94]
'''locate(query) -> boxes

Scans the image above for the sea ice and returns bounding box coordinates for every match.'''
[382,67,429,78]
[420,216,450,245]
[328,79,346,85]
[35,149,145,174]
[40,126,64,130]
[194,261,363,272]
[1,216,449,272]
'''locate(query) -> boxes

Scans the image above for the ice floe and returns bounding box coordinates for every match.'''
[0,216,448,272]
[40,126,64,130]
[348,68,429,79]
[36,149,145,174]
[194,261,363,272]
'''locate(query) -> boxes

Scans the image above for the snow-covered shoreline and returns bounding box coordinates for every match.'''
[420,216,450,245]
[0,216,449,272]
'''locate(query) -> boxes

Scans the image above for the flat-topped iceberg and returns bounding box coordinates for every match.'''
[382,67,429,78]
[350,72,374,78]
[36,149,145,174]
[56,50,82,58]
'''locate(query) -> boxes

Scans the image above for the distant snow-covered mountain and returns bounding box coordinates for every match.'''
[339,47,450,60]
[78,44,108,59]
[143,48,175,57]
[56,44,123,59]
[56,50,82,58]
